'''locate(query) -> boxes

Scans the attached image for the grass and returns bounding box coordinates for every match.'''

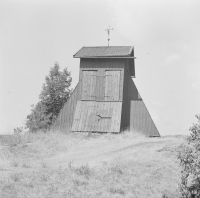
[0,130,186,198]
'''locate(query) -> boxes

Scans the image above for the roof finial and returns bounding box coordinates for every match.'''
[105,26,113,47]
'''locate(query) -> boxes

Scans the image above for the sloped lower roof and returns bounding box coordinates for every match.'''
[73,46,134,58]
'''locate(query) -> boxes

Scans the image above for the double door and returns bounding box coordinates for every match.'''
[81,70,121,102]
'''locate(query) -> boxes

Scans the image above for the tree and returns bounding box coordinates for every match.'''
[26,102,51,132]
[26,62,72,132]
[178,115,200,198]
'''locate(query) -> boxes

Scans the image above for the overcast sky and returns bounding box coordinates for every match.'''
[1,0,200,135]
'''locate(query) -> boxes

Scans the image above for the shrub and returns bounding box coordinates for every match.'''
[178,115,200,198]
[13,127,23,134]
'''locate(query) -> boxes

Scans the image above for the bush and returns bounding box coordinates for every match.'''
[178,115,200,198]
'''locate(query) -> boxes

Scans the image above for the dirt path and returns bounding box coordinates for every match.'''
[46,136,184,168]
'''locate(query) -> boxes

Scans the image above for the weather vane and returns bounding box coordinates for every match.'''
[105,26,113,46]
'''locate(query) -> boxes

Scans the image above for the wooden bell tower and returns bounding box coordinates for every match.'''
[54,46,160,136]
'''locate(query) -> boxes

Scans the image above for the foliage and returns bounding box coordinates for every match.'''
[13,127,23,134]
[39,62,72,122]
[178,114,200,198]
[26,102,52,132]
[26,62,72,132]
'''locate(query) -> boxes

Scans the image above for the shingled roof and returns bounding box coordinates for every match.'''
[73,46,134,58]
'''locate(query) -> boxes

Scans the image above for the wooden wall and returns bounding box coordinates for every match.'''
[53,57,160,136]
[71,101,122,133]
[53,83,80,132]
[80,58,125,102]
[128,77,160,137]
[121,59,131,131]
[70,58,125,133]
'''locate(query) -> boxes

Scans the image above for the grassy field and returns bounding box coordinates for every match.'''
[0,131,186,198]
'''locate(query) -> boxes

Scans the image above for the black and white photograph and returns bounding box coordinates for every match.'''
[1,0,200,197]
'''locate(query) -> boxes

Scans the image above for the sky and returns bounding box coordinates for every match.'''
[1,0,200,135]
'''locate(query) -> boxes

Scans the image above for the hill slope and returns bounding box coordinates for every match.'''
[0,132,186,198]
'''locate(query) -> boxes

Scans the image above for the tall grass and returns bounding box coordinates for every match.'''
[0,130,185,198]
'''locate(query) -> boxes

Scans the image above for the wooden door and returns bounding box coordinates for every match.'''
[105,71,120,101]
[71,101,122,132]
[81,71,97,100]
[96,69,105,101]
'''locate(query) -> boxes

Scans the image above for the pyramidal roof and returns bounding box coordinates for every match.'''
[73,46,134,58]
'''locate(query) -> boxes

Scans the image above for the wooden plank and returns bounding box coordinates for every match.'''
[81,71,97,101]
[112,102,117,132]
[90,102,97,132]
[92,102,98,131]
[96,70,100,101]
[88,72,92,100]
[109,102,115,132]
[88,103,94,132]
[92,71,97,101]
[105,71,120,102]
[81,102,90,132]
[100,68,105,101]
[113,71,120,101]
[117,71,121,100]
[116,102,122,132]
[83,102,89,132]
[106,102,112,132]
[77,101,85,131]
[119,64,124,102]
[112,102,116,132]
[121,64,129,130]
[101,102,107,132]
[96,102,100,132]
[113,73,116,101]
[91,102,97,132]
[105,71,111,101]
[109,102,122,132]
[96,72,99,101]
[101,102,106,132]
[113,102,119,132]
[71,101,82,131]
[72,102,81,131]
[82,71,88,100]
[84,102,93,132]
[81,71,86,99]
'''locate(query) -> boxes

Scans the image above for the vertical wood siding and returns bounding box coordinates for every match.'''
[121,60,131,131]
[81,70,97,100]
[53,83,80,132]
[71,101,122,133]
[96,68,105,101]
[105,70,120,101]
[54,57,159,136]
[129,77,160,137]
[80,58,124,102]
